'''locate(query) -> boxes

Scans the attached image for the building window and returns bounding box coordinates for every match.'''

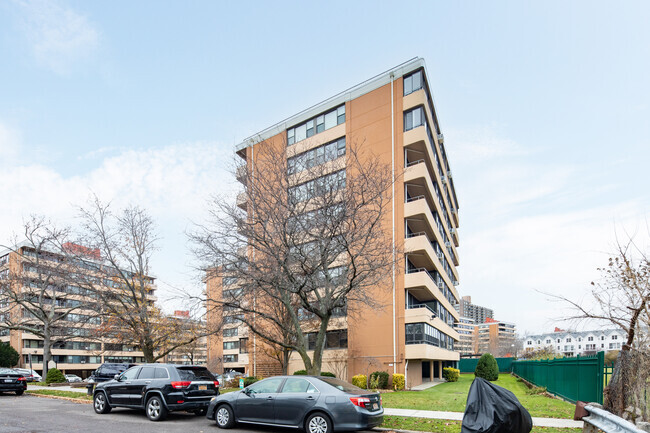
[404,106,425,131]
[546,339,551,344]
[288,137,346,175]
[566,338,571,342]
[403,70,423,96]
[287,104,345,145]
[288,170,346,203]
[223,354,238,363]
[612,335,618,340]
[601,336,605,340]
[223,341,239,350]
[588,336,593,341]
[307,329,348,350]
[223,328,238,337]
[239,338,248,354]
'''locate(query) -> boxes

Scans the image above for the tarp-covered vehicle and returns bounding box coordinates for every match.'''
[461,377,533,433]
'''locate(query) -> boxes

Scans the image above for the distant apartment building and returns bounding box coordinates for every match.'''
[455,296,493,325]
[454,317,477,356]
[163,310,208,366]
[524,328,625,357]
[207,58,462,388]
[477,318,516,357]
[0,242,153,377]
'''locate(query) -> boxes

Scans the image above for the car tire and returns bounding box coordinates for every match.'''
[146,395,168,421]
[15,390,24,396]
[214,404,235,429]
[305,412,332,433]
[93,392,112,414]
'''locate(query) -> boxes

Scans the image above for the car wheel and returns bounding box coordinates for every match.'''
[93,392,112,414]
[215,404,235,429]
[146,395,168,421]
[306,412,332,433]
[15,390,24,396]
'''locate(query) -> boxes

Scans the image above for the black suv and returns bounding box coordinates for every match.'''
[92,364,219,421]
[88,362,138,383]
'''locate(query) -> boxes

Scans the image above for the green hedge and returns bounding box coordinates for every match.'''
[293,370,307,375]
[442,367,460,382]
[370,371,390,389]
[392,373,405,390]
[475,353,499,381]
[352,374,367,389]
[45,368,66,384]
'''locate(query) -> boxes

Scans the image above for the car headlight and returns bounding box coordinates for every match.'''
[210,397,216,401]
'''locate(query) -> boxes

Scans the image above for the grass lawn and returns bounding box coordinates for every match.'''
[382,416,581,433]
[381,374,575,419]
[27,389,93,401]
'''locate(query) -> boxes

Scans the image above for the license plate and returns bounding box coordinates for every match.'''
[199,385,207,390]
[3,379,12,383]
[372,403,378,410]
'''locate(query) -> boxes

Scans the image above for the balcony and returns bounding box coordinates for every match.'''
[404,234,458,290]
[403,269,459,321]
[405,304,458,339]
[236,192,247,211]
[235,165,247,184]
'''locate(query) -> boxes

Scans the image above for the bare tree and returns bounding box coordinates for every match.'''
[552,235,650,420]
[78,197,219,363]
[0,216,101,381]
[192,139,396,375]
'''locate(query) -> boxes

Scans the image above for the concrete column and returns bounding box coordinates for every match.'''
[438,361,443,379]
[430,361,434,381]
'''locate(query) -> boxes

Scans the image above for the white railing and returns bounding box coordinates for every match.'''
[583,404,649,433]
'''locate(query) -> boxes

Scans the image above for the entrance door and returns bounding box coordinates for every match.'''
[422,361,430,381]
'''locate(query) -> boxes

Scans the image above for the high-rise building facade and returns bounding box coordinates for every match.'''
[455,296,493,325]
[207,58,461,388]
[477,318,516,357]
[454,317,477,356]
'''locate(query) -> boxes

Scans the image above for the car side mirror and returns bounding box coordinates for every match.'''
[114,374,121,381]
[243,387,251,395]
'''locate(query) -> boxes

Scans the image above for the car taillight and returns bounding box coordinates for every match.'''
[349,397,371,409]
[171,381,191,389]
[214,380,219,387]
[17,377,27,382]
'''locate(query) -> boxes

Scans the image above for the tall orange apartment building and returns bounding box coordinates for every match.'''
[207,58,461,388]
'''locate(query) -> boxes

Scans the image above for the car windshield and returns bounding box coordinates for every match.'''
[177,367,214,381]
[318,377,366,394]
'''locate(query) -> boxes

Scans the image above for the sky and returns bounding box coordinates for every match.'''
[0,0,649,335]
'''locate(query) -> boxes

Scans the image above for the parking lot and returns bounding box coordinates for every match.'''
[0,395,379,433]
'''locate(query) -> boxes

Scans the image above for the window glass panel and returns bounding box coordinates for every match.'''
[121,367,140,381]
[249,377,284,393]
[138,367,155,379]
[405,111,413,130]
[295,124,306,142]
[412,71,421,91]
[281,377,311,393]
[324,111,337,130]
[316,115,325,133]
[154,368,168,379]
[337,105,345,124]
[404,75,412,95]
[306,120,315,138]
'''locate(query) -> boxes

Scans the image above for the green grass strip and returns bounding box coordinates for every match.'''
[27,389,93,400]
[382,416,581,433]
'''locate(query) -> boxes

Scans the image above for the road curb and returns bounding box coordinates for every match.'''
[26,392,92,404]
[375,427,435,433]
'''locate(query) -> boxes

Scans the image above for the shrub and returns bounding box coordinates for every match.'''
[392,373,405,390]
[293,370,307,375]
[45,368,66,384]
[351,374,367,389]
[525,385,547,395]
[320,371,335,377]
[475,353,499,381]
[243,376,259,387]
[442,367,460,382]
[369,375,379,389]
[0,342,19,368]
[226,378,239,388]
[370,371,390,389]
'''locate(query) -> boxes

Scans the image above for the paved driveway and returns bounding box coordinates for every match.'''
[0,394,379,433]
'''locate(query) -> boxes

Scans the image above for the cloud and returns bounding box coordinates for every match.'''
[0,134,239,304]
[447,124,650,334]
[0,122,22,161]
[13,0,99,74]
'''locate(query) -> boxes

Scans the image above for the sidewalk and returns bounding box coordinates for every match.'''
[383,408,583,428]
[28,384,88,393]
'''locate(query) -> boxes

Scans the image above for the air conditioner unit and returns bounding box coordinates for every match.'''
[437,133,444,144]
[447,170,453,179]
[437,281,444,289]
[441,176,447,184]
[450,228,456,235]
[445,241,452,247]
[436,252,444,260]
[453,280,459,286]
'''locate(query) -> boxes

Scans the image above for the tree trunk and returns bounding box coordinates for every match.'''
[308,317,331,375]
[42,329,51,382]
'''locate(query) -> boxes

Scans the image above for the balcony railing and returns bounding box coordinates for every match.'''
[406,303,437,317]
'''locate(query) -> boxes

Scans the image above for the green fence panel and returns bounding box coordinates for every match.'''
[459,357,514,373]
[512,351,604,404]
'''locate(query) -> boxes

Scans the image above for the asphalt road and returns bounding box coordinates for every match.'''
[0,394,381,433]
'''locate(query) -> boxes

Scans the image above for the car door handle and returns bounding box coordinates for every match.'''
[267,396,274,400]
[125,381,131,384]
[306,396,315,400]
[145,381,151,384]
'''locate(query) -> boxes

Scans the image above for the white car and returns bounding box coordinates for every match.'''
[14,368,42,382]
[65,374,82,383]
